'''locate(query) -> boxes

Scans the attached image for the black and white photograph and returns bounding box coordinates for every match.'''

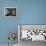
[4,7,16,16]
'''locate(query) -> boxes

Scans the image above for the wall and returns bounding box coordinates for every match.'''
[0,0,46,44]
[19,0,46,24]
[0,0,20,44]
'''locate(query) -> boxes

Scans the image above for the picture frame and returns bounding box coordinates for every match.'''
[4,7,16,16]
[18,24,46,42]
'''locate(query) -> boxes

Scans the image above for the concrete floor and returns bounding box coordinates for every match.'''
[0,44,18,46]
[19,40,46,46]
[0,40,46,46]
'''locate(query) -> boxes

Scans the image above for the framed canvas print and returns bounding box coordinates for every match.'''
[18,24,46,41]
[4,7,16,16]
